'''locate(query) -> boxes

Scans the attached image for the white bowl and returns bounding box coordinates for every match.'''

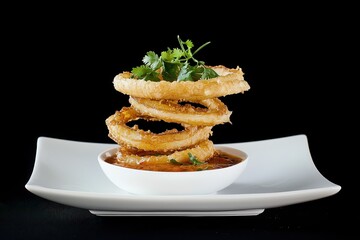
[98,146,248,195]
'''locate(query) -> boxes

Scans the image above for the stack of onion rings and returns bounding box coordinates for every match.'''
[106,65,250,166]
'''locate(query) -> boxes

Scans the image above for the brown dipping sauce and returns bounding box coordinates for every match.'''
[105,150,244,172]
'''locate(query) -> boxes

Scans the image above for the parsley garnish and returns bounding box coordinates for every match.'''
[169,153,205,166]
[188,153,204,166]
[169,159,183,165]
[131,35,219,82]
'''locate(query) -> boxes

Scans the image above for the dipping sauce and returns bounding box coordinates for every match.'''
[105,150,244,172]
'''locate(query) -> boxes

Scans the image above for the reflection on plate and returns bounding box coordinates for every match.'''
[25,134,341,217]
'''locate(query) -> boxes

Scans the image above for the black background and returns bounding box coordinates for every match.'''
[1,2,357,239]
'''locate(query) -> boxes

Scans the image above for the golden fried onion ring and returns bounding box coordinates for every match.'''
[116,140,215,165]
[105,107,213,152]
[129,97,231,126]
[113,65,250,101]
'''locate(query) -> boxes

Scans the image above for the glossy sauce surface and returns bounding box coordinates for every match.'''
[105,150,244,172]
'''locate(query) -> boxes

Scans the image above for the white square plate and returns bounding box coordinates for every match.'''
[25,134,341,216]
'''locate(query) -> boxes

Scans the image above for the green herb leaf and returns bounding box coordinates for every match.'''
[188,153,204,165]
[162,61,181,81]
[160,49,173,62]
[172,48,183,59]
[132,65,160,81]
[169,159,183,165]
[178,63,203,81]
[177,63,194,81]
[142,51,161,70]
[201,67,219,80]
[184,39,194,49]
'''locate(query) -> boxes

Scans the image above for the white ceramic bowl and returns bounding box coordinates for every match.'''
[98,146,248,195]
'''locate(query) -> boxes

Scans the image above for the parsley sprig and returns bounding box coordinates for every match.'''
[169,153,204,166]
[131,35,219,82]
[188,153,204,165]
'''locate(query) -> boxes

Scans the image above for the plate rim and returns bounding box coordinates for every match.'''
[25,134,342,213]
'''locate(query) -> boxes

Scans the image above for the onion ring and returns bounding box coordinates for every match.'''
[105,107,213,152]
[113,65,250,101]
[115,140,215,165]
[129,97,232,126]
